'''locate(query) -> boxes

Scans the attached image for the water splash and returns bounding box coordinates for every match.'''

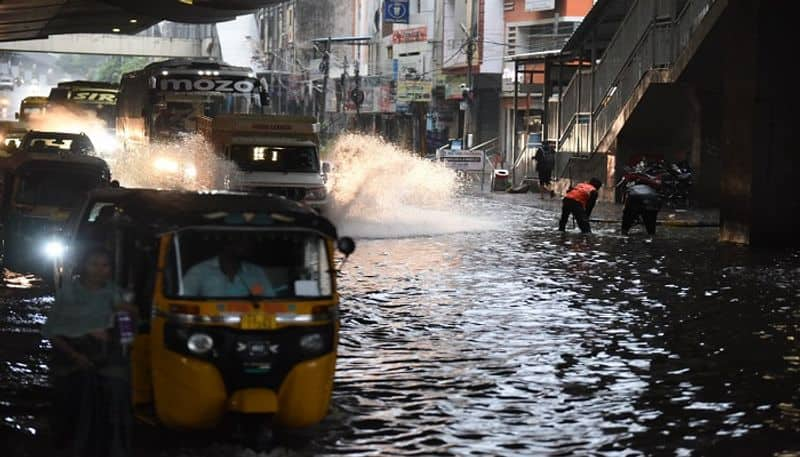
[26,106,236,190]
[110,134,239,191]
[327,134,497,238]
[25,105,118,155]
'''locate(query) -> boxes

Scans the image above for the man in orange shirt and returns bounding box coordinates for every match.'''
[558,177,603,233]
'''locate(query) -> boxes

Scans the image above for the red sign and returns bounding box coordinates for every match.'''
[392,26,428,44]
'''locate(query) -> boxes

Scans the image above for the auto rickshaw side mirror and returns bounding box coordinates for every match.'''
[336,237,355,257]
[110,180,120,188]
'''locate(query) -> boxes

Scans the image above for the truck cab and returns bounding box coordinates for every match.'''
[198,115,329,211]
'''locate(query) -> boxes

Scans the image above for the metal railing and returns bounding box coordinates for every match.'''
[557,0,717,155]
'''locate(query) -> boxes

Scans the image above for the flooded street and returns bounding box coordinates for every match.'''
[2,196,798,456]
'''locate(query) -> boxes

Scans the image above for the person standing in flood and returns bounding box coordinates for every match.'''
[42,247,136,457]
[535,142,556,198]
[558,177,603,233]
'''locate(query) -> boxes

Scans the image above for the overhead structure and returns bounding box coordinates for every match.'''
[0,0,281,42]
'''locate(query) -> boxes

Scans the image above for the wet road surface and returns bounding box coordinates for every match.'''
[1,197,798,456]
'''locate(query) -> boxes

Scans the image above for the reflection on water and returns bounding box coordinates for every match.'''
[1,199,798,456]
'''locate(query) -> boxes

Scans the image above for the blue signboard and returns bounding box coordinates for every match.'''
[384,0,410,24]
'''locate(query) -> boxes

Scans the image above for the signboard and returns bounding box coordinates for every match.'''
[397,53,425,81]
[397,81,432,103]
[525,0,555,11]
[444,75,467,100]
[70,90,117,105]
[392,26,428,44]
[441,149,484,171]
[157,76,258,94]
[339,77,395,113]
[384,0,410,24]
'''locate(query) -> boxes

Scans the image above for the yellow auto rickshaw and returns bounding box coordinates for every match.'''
[58,188,354,444]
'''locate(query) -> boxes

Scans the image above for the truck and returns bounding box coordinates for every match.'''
[16,96,48,124]
[116,58,268,148]
[47,80,119,129]
[197,114,329,211]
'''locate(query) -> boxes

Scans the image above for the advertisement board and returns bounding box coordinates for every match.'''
[392,26,428,44]
[397,81,432,103]
[441,149,484,171]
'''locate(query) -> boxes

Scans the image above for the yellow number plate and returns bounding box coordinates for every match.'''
[240,312,275,330]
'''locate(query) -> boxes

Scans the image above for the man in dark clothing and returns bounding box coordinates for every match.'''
[621,183,662,235]
[535,143,556,197]
[558,177,602,233]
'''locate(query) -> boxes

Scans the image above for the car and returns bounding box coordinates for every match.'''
[18,131,95,155]
[0,74,14,91]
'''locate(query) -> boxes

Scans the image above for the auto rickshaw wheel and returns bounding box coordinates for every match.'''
[240,414,275,452]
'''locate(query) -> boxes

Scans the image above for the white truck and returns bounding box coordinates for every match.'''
[198,114,329,212]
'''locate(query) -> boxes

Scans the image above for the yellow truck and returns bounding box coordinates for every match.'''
[16,96,48,125]
[198,114,329,212]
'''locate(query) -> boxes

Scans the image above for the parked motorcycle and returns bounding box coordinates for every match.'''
[618,159,692,208]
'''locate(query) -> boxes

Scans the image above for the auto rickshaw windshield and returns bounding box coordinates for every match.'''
[167,228,332,300]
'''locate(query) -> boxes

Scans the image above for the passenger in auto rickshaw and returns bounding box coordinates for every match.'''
[42,247,137,457]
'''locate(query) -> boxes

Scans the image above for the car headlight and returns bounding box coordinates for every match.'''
[299,333,324,354]
[187,333,214,354]
[43,240,66,259]
[304,186,327,201]
[153,157,180,173]
[184,164,198,180]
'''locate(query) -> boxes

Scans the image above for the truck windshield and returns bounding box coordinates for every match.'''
[166,229,332,299]
[155,95,261,136]
[229,145,319,173]
[15,169,105,208]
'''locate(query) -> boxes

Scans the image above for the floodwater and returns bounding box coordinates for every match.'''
[1,136,799,456]
[2,197,798,456]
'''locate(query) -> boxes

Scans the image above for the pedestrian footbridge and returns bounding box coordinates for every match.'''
[0,0,281,57]
[536,0,797,246]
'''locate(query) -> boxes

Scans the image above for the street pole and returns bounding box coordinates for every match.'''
[462,0,478,150]
[463,36,474,149]
[319,37,331,129]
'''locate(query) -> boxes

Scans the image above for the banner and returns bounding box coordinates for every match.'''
[525,0,555,12]
[397,81,432,103]
[392,26,428,44]
[397,53,426,81]
[384,0,410,24]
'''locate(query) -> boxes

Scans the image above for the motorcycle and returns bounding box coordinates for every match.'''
[620,159,693,208]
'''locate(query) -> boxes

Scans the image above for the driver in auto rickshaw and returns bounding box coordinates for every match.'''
[181,240,274,298]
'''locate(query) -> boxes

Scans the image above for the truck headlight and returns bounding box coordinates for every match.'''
[187,333,214,354]
[304,186,327,201]
[299,333,324,354]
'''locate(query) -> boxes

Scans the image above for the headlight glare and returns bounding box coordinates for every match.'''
[43,240,66,259]
[187,333,214,354]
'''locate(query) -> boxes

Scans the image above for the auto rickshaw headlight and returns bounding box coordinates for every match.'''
[299,333,324,355]
[43,240,66,259]
[187,333,214,354]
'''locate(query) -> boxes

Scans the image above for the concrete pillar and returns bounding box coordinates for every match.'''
[719,1,800,245]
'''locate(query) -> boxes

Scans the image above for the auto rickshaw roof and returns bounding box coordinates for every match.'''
[22,130,92,140]
[1,153,110,173]
[85,188,339,239]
